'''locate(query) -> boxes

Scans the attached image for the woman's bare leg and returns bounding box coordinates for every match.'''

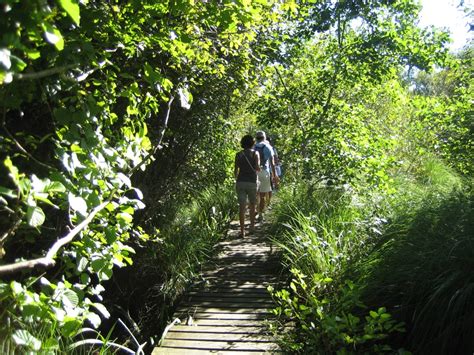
[249,203,256,230]
[239,203,246,236]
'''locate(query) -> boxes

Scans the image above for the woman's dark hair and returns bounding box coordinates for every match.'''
[240,134,255,149]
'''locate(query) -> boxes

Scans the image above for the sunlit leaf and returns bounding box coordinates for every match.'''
[12,329,41,351]
[92,302,110,319]
[26,206,46,227]
[58,0,81,25]
[43,23,65,51]
[68,194,88,216]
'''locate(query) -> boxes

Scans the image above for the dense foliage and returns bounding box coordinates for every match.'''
[255,1,472,352]
[0,0,287,351]
[0,0,472,353]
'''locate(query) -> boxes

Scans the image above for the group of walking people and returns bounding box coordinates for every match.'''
[234,131,281,237]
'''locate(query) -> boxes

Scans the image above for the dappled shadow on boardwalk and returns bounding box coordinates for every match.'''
[152,219,285,354]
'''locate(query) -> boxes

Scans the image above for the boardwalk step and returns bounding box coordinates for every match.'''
[165,332,274,342]
[159,339,280,351]
[169,325,271,333]
[182,299,274,306]
[176,307,273,315]
[154,221,284,354]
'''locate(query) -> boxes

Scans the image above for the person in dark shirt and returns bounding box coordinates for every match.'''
[234,134,260,237]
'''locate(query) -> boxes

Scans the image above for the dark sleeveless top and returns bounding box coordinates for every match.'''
[236,149,258,183]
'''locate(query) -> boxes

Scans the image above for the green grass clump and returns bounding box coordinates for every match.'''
[268,157,473,353]
[270,182,365,278]
[359,181,474,353]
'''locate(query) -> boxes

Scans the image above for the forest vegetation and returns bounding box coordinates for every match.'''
[0,0,472,353]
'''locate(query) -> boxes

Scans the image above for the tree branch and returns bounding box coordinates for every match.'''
[13,65,76,80]
[1,123,55,170]
[0,215,22,246]
[274,66,308,137]
[130,94,175,176]
[0,201,109,275]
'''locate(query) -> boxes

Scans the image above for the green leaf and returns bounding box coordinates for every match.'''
[22,304,42,318]
[4,156,20,185]
[80,273,90,285]
[92,302,110,318]
[42,23,64,51]
[91,258,106,273]
[369,310,379,319]
[0,186,16,198]
[61,318,81,337]
[25,49,41,60]
[0,48,11,69]
[26,206,46,227]
[57,0,81,25]
[178,87,193,109]
[77,257,88,272]
[68,194,88,216]
[87,312,102,328]
[61,288,79,308]
[12,329,41,351]
[117,212,133,223]
[43,338,59,350]
[33,193,56,207]
[45,181,66,193]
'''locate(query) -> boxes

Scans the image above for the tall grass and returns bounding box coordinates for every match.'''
[158,184,237,296]
[268,182,406,352]
[358,166,473,353]
[102,183,238,352]
[268,157,473,353]
[270,183,366,279]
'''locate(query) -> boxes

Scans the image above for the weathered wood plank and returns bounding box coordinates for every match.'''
[186,291,272,298]
[181,300,274,307]
[169,325,270,333]
[153,349,281,354]
[153,221,286,354]
[188,313,273,320]
[165,332,275,342]
[183,291,272,302]
[176,307,272,314]
[160,339,281,351]
[189,318,272,326]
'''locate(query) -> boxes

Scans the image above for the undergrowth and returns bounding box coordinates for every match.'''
[268,157,472,353]
[99,184,237,353]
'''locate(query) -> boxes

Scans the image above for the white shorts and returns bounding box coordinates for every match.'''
[257,170,272,193]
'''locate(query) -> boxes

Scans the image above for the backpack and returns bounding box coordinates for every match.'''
[255,143,268,167]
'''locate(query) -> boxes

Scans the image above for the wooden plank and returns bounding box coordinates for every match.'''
[199,275,278,282]
[189,313,273,320]
[181,297,275,308]
[187,289,272,295]
[160,339,281,351]
[153,348,281,354]
[190,319,271,326]
[193,281,272,287]
[186,292,271,298]
[180,305,273,311]
[201,267,278,273]
[200,271,278,278]
[205,262,277,268]
[203,261,279,267]
[217,251,272,256]
[176,308,272,316]
[154,222,285,354]
[169,325,270,333]
[188,286,273,293]
[165,332,275,342]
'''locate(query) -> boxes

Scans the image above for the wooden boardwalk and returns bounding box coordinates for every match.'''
[152,220,283,354]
